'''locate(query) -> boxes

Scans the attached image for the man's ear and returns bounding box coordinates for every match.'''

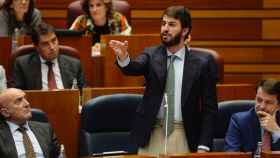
[182,28,189,37]
[0,107,10,118]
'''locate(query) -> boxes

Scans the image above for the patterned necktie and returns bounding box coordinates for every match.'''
[262,130,271,151]
[18,126,36,158]
[45,61,57,90]
[163,55,176,136]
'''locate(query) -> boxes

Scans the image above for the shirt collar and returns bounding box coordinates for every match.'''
[40,56,58,65]
[166,47,186,60]
[6,121,30,133]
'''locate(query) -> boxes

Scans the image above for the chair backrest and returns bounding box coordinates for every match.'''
[212,100,255,151]
[190,47,224,83]
[80,93,142,157]
[31,108,48,122]
[67,0,131,28]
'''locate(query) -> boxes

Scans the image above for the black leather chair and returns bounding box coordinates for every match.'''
[79,93,142,157]
[31,108,48,122]
[212,100,255,151]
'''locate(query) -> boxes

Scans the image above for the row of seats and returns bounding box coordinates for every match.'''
[32,93,255,156]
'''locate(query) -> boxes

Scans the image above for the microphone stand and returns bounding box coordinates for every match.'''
[164,93,168,155]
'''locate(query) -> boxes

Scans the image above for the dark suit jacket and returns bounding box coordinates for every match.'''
[224,108,280,152]
[11,52,86,90]
[0,120,60,158]
[117,45,218,152]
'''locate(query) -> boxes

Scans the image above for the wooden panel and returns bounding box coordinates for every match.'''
[132,19,262,40]
[262,20,280,39]
[207,47,280,64]
[43,18,67,29]
[101,34,160,87]
[223,74,280,84]
[193,19,261,40]
[263,0,280,8]
[132,10,280,19]
[225,64,280,73]
[128,0,261,9]
[82,84,256,104]
[0,37,12,79]
[25,90,80,158]
[37,0,73,8]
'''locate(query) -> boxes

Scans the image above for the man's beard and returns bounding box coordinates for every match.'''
[161,30,182,47]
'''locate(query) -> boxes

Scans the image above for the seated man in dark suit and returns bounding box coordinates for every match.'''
[225,79,280,152]
[0,88,61,158]
[11,22,86,90]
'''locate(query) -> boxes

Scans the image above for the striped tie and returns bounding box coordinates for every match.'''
[18,126,36,158]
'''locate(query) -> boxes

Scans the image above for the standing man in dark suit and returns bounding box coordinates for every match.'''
[109,5,218,155]
[0,88,61,158]
[225,79,280,152]
[11,22,86,90]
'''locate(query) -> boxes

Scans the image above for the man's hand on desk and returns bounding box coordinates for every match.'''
[109,40,128,61]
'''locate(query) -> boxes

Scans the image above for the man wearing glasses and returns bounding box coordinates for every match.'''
[225,79,280,152]
[11,22,86,90]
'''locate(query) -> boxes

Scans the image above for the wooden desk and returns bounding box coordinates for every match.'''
[82,84,255,104]
[25,89,80,158]
[166,152,250,158]
[262,151,280,158]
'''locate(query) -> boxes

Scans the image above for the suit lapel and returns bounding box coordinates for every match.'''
[29,122,48,158]
[250,109,261,149]
[153,46,168,91]
[0,121,18,158]
[30,54,42,89]
[58,55,71,88]
[181,48,199,106]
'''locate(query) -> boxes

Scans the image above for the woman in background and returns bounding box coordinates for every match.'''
[0,0,42,36]
[70,0,131,47]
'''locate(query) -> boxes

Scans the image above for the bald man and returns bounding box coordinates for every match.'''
[0,88,61,158]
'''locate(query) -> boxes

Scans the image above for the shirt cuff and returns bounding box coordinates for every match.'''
[117,56,130,67]
[272,131,280,143]
[197,145,210,152]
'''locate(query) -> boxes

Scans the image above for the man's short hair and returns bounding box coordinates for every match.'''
[31,22,56,45]
[258,79,280,103]
[162,5,192,37]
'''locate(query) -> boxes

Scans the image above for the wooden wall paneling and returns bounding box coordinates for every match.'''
[206,47,280,64]
[82,84,256,104]
[132,19,262,40]
[225,64,280,73]
[100,34,161,87]
[37,0,73,8]
[25,90,80,158]
[128,0,262,9]
[262,19,280,39]
[0,37,12,79]
[263,0,280,8]
[190,19,262,40]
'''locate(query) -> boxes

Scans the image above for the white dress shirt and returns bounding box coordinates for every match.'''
[40,57,64,90]
[6,121,45,158]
